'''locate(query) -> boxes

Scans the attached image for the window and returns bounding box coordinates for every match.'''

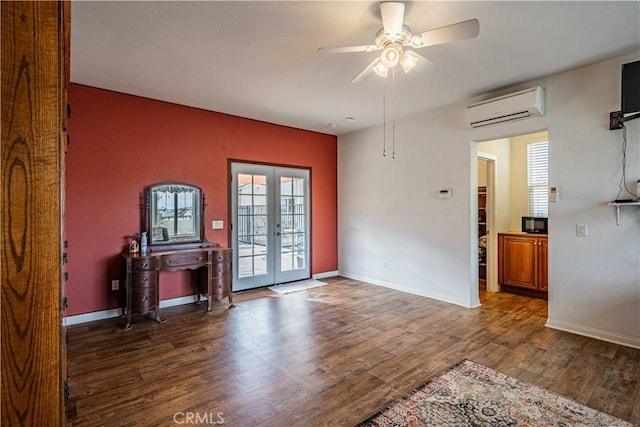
[527,141,549,217]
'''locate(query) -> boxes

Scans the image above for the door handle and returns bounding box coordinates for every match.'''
[275,231,280,236]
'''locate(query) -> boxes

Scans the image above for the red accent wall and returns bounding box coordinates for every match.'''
[66,84,337,316]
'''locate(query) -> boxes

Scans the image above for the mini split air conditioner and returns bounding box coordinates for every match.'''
[465,86,545,128]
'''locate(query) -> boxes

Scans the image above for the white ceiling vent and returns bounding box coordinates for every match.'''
[466,86,545,128]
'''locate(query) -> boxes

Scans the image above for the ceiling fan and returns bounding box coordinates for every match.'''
[318,1,479,83]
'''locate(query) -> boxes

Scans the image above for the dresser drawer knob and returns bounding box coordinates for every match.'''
[141,263,148,268]
[141,296,148,301]
[141,276,148,283]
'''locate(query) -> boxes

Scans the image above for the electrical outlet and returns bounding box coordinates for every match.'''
[111,279,119,291]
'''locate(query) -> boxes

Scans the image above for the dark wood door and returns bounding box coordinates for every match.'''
[2,1,69,424]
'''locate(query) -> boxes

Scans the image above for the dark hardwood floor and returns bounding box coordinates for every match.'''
[66,276,639,426]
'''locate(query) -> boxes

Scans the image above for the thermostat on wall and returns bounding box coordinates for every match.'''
[438,189,452,199]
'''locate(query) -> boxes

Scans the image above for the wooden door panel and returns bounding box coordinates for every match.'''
[2,2,68,424]
[537,237,548,291]
[500,235,537,289]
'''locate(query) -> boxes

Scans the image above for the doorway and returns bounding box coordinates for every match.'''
[477,153,498,292]
[230,162,311,291]
[475,130,549,298]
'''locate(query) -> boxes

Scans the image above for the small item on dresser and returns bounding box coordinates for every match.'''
[140,232,148,255]
[129,235,139,254]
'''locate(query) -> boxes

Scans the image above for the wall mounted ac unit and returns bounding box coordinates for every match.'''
[465,86,545,128]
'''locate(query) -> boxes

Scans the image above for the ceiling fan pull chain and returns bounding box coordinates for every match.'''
[392,67,396,159]
[382,77,387,157]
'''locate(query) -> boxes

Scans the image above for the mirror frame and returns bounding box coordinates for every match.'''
[144,182,209,252]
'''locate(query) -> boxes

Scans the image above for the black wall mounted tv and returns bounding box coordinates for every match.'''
[610,59,640,130]
[622,60,640,115]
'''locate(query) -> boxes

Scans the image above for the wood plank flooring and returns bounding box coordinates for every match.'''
[66,276,640,426]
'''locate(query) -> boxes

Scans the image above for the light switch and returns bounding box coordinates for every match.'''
[576,224,588,237]
[212,220,224,229]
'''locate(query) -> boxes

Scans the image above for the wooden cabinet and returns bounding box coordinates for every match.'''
[208,250,232,302]
[498,233,547,296]
[128,257,158,318]
[123,247,233,329]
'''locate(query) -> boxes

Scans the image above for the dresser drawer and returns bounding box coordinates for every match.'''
[161,252,207,268]
[132,271,157,288]
[212,250,231,263]
[211,276,231,298]
[132,257,156,271]
[212,262,231,278]
[131,288,156,314]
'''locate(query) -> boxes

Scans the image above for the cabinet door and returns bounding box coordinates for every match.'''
[537,237,548,291]
[499,235,537,289]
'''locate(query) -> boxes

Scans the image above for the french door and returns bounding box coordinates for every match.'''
[231,163,310,291]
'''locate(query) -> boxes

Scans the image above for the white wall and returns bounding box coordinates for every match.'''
[339,107,479,307]
[478,159,487,187]
[338,52,640,348]
[477,138,511,234]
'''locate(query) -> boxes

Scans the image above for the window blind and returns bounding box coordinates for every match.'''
[527,141,549,217]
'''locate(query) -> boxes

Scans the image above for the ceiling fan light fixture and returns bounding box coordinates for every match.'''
[399,51,419,73]
[319,2,480,85]
[380,44,401,68]
[373,61,389,78]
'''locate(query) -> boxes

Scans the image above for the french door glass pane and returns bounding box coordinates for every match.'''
[237,173,269,278]
[253,175,266,194]
[293,178,304,196]
[279,176,305,273]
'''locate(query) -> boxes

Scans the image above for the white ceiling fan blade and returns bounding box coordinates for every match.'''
[411,18,479,48]
[351,57,383,84]
[380,1,405,39]
[401,50,434,74]
[317,44,380,54]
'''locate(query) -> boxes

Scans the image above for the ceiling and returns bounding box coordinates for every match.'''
[71,1,640,136]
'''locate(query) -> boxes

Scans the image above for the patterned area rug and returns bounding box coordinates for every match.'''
[357,359,631,427]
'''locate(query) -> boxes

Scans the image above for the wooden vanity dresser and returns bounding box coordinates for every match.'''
[122,246,232,329]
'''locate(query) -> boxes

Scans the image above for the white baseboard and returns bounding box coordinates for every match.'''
[160,295,199,309]
[63,295,198,326]
[313,270,339,280]
[338,271,473,308]
[546,318,640,349]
